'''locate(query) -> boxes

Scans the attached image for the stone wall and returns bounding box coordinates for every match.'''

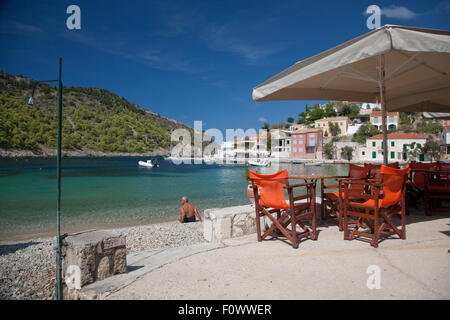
[203,205,266,242]
[61,230,127,299]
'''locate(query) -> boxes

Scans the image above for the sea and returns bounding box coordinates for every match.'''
[0,157,348,241]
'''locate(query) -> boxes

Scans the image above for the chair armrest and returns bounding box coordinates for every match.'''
[284,182,316,189]
[340,179,384,188]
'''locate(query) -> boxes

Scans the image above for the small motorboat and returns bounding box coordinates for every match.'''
[292,161,304,165]
[305,162,323,166]
[248,159,270,167]
[138,159,159,168]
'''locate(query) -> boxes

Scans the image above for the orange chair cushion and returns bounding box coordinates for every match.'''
[249,169,290,209]
[351,165,409,209]
[380,165,410,207]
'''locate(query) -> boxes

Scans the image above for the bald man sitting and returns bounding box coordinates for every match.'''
[177,196,203,223]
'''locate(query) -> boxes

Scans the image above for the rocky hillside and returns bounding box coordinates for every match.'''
[0,70,198,156]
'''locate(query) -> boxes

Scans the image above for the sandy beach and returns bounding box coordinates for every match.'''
[0,220,205,300]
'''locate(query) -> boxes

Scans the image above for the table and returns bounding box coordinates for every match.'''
[288,174,343,218]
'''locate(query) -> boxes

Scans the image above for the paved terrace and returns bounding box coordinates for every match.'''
[82,207,450,300]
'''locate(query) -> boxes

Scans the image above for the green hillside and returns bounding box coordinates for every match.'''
[0,71,195,154]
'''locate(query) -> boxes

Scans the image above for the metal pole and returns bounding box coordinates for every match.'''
[378,55,388,165]
[56,57,63,300]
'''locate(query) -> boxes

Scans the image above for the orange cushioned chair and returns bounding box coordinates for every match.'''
[407,161,439,211]
[342,165,410,248]
[321,163,370,231]
[366,162,399,182]
[250,169,317,249]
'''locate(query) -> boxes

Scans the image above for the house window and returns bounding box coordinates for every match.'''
[293,147,297,152]
[391,141,395,147]
[299,147,303,153]
[389,116,394,122]
[391,151,395,159]
[294,140,297,144]
[306,147,315,153]
[372,151,376,159]
[309,139,315,146]
[299,140,303,144]
[362,151,365,156]
[374,117,378,123]
[372,141,376,147]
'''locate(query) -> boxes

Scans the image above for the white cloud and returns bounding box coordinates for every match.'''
[204,23,284,65]
[0,20,42,35]
[258,117,267,122]
[381,5,418,19]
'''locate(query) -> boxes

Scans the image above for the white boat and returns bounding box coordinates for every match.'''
[248,159,270,167]
[305,162,323,166]
[138,159,159,167]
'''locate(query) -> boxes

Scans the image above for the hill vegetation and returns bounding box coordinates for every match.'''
[0,71,196,155]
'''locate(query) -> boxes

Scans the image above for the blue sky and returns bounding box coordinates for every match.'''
[1,0,449,133]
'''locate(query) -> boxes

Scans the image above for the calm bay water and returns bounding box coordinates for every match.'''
[0,157,348,241]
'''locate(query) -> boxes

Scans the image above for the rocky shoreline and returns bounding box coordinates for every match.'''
[0,147,170,158]
[0,221,205,300]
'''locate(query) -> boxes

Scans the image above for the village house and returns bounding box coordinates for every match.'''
[370,111,399,130]
[314,116,349,136]
[270,129,291,158]
[232,133,269,159]
[289,124,306,132]
[359,133,426,162]
[290,128,323,159]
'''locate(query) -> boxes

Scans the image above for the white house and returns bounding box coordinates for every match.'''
[359,133,426,162]
[270,129,291,158]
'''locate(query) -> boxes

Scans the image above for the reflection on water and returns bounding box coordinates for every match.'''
[0,157,348,240]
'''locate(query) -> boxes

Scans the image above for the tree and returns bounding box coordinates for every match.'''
[287,117,294,124]
[339,104,360,117]
[324,103,337,117]
[407,142,423,161]
[270,122,287,130]
[308,104,325,121]
[416,120,443,135]
[328,122,341,137]
[352,123,380,144]
[341,146,354,161]
[422,140,440,161]
[261,122,270,130]
[324,142,336,159]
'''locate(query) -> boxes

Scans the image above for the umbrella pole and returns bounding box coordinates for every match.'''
[378,55,388,165]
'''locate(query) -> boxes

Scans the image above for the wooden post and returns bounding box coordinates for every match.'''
[378,55,388,165]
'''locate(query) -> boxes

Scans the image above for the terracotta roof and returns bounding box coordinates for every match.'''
[315,116,348,121]
[368,133,425,140]
[371,111,398,116]
[292,128,322,134]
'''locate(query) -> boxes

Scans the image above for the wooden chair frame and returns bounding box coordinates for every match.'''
[321,177,366,231]
[424,170,450,215]
[342,177,407,248]
[251,179,317,249]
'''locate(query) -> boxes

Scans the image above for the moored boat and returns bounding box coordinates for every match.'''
[138,159,159,167]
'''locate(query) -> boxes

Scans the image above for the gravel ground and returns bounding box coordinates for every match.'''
[0,221,205,300]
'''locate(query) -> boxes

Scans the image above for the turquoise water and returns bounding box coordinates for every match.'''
[0,157,348,240]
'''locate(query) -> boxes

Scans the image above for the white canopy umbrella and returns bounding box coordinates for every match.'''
[253,25,450,164]
[423,112,450,120]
